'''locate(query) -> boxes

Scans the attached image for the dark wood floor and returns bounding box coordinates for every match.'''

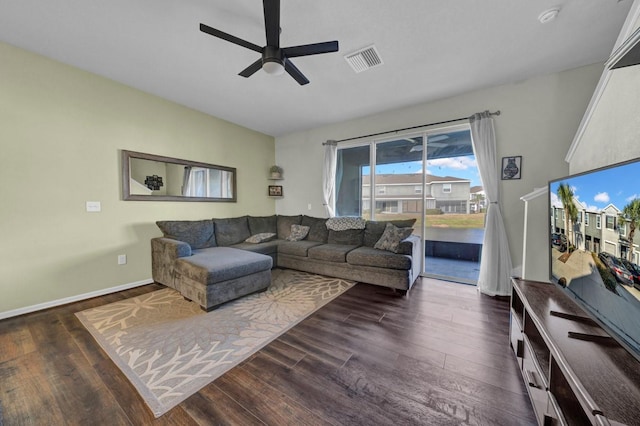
[0,273,535,425]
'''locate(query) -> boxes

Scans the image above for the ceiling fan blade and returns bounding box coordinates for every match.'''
[284,59,309,85]
[239,59,263,78]
[263,0,280,48]
[282,41,339,58]
[200,23,262,53]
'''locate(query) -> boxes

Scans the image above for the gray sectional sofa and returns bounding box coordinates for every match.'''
[151,214,421,311]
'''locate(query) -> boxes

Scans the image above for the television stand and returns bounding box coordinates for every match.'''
[510,278,640,425]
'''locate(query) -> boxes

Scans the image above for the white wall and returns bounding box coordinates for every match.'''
[569,3,640,173]
[275,64,603,272]
[569,60,640,173]
[0,42,275,317]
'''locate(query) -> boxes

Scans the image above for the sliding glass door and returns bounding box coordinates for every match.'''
[335,124,483,284]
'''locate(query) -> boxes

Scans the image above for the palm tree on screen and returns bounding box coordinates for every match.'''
[622,198,640,261]
[557,183,577,248]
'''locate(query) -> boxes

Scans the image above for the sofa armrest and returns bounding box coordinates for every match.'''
[402,234,422,285]
[151,237,192,286]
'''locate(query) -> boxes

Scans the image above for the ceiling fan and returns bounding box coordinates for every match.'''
[200,0,339,85]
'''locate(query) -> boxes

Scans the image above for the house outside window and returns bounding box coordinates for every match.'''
[596,216,601,229]
[585,213,589,226]
[442,183,451,193]
[415,186,422,194]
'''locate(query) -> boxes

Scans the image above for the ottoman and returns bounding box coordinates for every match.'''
[173,247,273,311]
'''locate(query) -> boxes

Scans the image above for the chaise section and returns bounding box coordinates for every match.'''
[174,247,272,311]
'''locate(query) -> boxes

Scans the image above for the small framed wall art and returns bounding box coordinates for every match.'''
[501,156,522,180]
[268,185,283,197]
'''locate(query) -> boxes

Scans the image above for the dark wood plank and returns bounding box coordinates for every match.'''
[181,384,265,425]
[214,367,332,426]
[0,352,68,425]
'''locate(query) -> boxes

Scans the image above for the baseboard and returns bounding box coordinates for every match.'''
[0,278,154,320]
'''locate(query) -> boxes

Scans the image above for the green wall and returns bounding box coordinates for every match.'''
[0,42,275,316]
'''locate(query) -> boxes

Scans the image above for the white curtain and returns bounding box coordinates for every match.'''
[470,111,513,296]
[322,141,337,217]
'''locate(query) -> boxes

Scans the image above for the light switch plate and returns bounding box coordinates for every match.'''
[86,201,101,212]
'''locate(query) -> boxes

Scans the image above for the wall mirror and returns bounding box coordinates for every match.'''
[122,150,236,202]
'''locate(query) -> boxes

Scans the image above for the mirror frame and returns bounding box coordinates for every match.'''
[122,150,237,202]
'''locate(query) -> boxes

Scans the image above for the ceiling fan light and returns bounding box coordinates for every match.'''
[263,59,285,75]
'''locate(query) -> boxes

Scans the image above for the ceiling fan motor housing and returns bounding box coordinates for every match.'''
[263,45,284,65]
[262,46,284,75]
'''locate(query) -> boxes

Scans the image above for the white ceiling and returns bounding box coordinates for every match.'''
[0,0,632,137]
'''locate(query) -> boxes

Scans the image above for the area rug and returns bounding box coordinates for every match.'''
[75,269,355,417]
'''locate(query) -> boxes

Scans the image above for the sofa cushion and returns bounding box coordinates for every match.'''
[346,246,412,271]
[278,240,323,257]
[231,240,280,255]
[363,219,417,247]
[156,220,216,249]
[308,244,358,263]
[176,247,272,285]
[326,216,366,231]
[374,223,414,253]
[247,215,277,235]
[245,232,277,243]
[213,216,251,246]
[328,229,364,246]
[301,215,329,243]
[277,215,302,239]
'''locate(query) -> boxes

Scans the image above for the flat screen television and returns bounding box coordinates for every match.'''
[549,157,640,362]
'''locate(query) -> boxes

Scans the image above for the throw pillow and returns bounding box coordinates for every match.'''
[325,216,366,231]
[245,232,277,244]
[374,223,413,253]
[286,224,310,241]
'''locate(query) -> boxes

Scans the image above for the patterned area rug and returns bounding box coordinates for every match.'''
[76,269,355,417]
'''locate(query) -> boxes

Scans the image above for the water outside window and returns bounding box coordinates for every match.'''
[335,127,484,284]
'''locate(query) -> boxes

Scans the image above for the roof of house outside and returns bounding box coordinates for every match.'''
[362,174,470,185]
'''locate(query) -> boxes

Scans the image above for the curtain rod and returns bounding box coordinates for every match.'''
[322,110,501,145]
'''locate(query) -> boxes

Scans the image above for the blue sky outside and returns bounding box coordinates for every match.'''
[550,159,640,212]
[363,155,482,187]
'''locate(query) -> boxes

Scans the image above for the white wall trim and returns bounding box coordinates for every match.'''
[566,0,640,163]
[0,278,154,320]
[520,186,548,202]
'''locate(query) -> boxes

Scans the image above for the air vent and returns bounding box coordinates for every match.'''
[344,45,383,73]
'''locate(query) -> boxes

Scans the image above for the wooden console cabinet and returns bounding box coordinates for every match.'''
[510,278,640,425]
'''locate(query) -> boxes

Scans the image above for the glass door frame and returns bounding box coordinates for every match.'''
[338,122,474,279]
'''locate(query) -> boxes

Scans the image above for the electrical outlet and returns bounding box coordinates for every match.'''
[117,254,127,265]
[86,201,101,212]
[308,203,312,210]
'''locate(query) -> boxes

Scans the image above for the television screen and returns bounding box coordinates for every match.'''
[549,157,640,361]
